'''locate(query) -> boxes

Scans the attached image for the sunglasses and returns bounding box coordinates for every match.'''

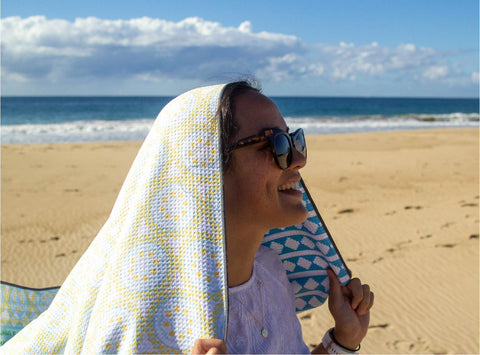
[228,128,307,170]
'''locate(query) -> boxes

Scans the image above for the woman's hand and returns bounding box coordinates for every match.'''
[327,269,374,350]
[191,338,228,354]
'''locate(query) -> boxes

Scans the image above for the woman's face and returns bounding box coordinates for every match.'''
[223,91,308,234]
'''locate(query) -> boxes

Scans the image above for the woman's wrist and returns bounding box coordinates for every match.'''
[332,327,362,351]
[331,328,360,352]
[321,328,360,354]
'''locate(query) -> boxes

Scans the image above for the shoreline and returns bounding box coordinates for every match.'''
[1,128,478,353]
[3,125,479,145]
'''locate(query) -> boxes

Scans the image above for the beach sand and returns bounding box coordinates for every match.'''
[1,128,478,354]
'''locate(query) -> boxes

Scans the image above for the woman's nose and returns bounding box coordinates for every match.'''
[290,145,307,170]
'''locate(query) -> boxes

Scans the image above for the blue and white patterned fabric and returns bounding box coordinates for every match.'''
[1,84,350,353]
[263,181,351,312]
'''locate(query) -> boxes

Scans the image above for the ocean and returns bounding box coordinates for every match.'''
[1,96,478,144]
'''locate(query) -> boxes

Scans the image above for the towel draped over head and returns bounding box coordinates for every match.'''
[1,84,350,353]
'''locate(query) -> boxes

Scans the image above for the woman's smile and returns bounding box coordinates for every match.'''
[277,179,303,199]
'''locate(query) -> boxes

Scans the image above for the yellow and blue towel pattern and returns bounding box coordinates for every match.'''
[1,85,228,353]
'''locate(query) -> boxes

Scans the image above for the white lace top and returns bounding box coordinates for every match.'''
[226,246,310,354]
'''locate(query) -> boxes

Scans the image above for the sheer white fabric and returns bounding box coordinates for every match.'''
[226,246,310,354]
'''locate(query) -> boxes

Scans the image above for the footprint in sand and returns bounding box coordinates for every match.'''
[369,323,389,329]
[435,243,456,248]
[387,337,430,352]
[384,239,413,255]
[395,240,412,249]
[441,222,455,228]
[404,205,423,210]
[420,234,432,240]
[338,208,355,214]
[347,251,365,262]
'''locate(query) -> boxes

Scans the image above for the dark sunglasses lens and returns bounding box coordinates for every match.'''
[293,130,306,156]
[273,134,291,169]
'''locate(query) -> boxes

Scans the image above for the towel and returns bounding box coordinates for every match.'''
[1,84,350,353]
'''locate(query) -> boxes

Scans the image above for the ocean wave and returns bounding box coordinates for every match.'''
[285,113,479,135]
[2,113,478,144]
[2,119,155,144]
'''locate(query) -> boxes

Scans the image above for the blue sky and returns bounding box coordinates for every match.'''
[1,0,479,97]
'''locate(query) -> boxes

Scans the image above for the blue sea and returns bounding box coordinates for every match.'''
[1,96,478,144]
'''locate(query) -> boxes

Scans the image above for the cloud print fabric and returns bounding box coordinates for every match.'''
[1,84,349,353]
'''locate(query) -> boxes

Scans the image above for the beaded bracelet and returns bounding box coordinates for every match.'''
[322,328,361,354]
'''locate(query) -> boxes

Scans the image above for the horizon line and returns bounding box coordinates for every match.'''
[2,94,478,100]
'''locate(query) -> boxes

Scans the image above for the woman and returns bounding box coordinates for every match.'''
[2,81,373,354]
[194,81,373,354]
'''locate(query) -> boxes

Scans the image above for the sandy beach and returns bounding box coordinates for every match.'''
[1,128,478,354]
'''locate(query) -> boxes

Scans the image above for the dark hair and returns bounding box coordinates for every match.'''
[217,80,261,170]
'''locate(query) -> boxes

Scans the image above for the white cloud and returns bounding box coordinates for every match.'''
[472,72,479,84]
[1,16,476,93]
[422,65,449,80]
[238,21,252,33]
[256,53,324,82]
[1,16,307,82]
[314,42,443,82]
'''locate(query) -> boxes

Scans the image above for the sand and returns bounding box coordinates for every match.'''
[1,128,478,354]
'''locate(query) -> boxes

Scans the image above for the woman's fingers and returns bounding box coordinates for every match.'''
[346,278,363,310]
[192,339,228,354]
[345,278,374,315]
[328,270,374,316]
[327,269,341,299]
[356,284,372,315]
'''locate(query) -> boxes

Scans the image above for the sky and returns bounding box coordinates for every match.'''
[1,0,479,97]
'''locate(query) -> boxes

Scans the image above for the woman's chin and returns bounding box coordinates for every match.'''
[273,204,308,229]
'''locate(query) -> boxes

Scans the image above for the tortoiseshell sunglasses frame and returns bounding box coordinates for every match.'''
[228,128,306,170]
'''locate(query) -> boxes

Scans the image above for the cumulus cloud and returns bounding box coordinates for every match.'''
[314,42,444,82]
[0,15,476,89]
[1,16,308,82]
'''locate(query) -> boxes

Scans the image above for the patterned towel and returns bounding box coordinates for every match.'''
[1,84,350,353]
[0,282,59,346]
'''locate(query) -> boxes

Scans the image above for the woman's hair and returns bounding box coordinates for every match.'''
[217,80,261,170]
